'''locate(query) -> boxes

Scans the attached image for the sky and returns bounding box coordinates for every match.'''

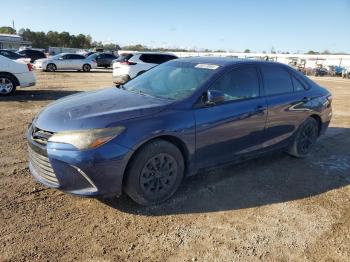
[1,0,350,53]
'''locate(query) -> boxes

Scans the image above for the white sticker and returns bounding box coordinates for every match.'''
[195,64,219,70]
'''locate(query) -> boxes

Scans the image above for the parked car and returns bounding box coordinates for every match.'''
[0,49,24,60]
[33,53,97,72]
[17,49,46,63]
[0,55,36,96]
[87,52,118,68]
[27,58,332,205]
[112,52,177,84]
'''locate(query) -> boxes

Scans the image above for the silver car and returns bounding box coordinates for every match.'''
[34,53,97,72]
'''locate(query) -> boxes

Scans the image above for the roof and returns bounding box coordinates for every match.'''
[177,56,282,67]
[0,33,22,38]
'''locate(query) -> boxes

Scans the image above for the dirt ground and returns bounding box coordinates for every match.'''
[0,70,349,262]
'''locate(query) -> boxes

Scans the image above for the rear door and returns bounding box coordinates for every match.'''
[71,54,86,69]
[259,64,310,148]
[194,65,268,168]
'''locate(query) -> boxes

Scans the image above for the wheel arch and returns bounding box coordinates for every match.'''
[122,135,191,188]
[309,114,322,136]
[0,72,20,86]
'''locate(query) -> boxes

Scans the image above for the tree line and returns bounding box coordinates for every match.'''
[0,26,348,54]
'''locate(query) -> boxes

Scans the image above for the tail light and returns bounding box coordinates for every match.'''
[121,61,137,65]
[27,63,33,71]
[92,60,97,63]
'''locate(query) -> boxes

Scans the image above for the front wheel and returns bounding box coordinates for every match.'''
[46,63,57,72]
[288,117,318,158]
[0,74,17,96]
[124,140,184,206]
[82,64,91,72]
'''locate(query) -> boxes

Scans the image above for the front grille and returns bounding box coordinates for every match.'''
[28,147,59,186]
[31,126,54,145]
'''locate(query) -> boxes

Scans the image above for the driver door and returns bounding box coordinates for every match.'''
[194,65,268,168]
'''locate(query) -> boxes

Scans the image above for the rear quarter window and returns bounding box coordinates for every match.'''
[261,65,294,95]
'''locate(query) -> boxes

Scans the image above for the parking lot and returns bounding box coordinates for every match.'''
[0,70,349,261]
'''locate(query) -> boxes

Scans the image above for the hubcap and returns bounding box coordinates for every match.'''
[84,65,90,71]
[0,77,13,94]
[298,123,317,154]
[140,153,178,197]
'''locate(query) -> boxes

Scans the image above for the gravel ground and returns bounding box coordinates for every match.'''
[0,71,349,261]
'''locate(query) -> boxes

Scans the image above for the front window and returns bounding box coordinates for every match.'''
[123,61,217,100]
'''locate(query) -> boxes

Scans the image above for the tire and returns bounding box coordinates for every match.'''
[124,140,185,206]
[288,117,318,158]
[82,64,91,72]
[0,74,17,96]
[46,63,56,72]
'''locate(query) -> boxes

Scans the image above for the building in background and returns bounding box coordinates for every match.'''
[0,34,31,50]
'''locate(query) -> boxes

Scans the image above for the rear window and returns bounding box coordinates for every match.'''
[115,54,133,62]
[139,54,177,64]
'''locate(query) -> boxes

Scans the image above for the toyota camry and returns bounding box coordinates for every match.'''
[27,57,332,205]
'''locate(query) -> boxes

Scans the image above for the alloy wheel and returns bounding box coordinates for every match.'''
[0,77,14,94]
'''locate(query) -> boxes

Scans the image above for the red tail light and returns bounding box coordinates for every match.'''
[27,63,33,71]
[121,61,137,65]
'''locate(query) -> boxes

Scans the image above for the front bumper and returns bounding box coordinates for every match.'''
[27,125,132,197]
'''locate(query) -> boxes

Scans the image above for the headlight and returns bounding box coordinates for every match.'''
[48,126,125,150]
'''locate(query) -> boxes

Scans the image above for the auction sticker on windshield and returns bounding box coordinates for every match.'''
[195,64,220,70]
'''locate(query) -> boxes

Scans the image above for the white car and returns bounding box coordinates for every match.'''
[33,53,97,72]
[0,55,36,96]
[112,52,177,84]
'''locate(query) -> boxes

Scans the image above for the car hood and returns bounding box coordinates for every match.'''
[34,87,172,132]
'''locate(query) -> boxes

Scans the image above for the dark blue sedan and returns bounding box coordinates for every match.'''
[27,57,332,205]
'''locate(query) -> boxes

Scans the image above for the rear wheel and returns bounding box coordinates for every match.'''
[124,140,184,206]
[46,63,56,72]
[0,74,16,96]
[82,64,91,72]
[288,117,318,158]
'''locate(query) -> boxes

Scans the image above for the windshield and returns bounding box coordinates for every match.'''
[51,54,62,59]
[123,61,217,100]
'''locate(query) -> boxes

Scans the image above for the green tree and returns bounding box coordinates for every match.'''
[0,26,16,34]
[244,49,250,53]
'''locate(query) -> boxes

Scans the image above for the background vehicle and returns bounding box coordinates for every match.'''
[33,53,97,72]
[0,55,36,96]
[0,49,24,60]
[27,58,332,205]
[17,49,46,63]
[87,52,117,68]
[112,52,178,84]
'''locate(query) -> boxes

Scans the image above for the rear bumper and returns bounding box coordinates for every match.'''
[27,125,132,197]
[15,72,36,87]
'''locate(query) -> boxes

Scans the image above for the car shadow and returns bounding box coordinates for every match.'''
[0,89,81,102]
[100,127,350,216]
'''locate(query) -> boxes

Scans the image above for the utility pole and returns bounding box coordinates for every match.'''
[12,20,15,31]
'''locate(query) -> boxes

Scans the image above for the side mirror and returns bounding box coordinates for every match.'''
[58,57,64,60]
[206,90,225,105]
